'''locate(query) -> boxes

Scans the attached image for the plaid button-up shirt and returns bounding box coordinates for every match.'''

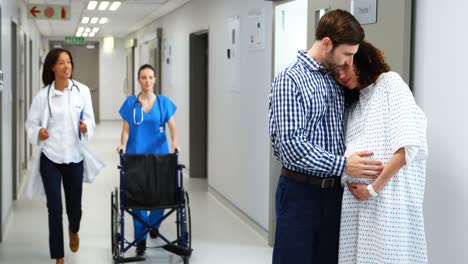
[269,51,347,177]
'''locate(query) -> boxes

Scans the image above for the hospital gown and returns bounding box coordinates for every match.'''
[339,71,428,263]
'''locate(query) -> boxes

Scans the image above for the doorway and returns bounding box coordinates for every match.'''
[50,41,101,123]
[189,31,208,178]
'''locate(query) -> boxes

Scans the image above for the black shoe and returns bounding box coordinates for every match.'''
[149,228,159,239]
[136,240,146,257]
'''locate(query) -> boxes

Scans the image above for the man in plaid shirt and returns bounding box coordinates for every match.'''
[269,9,383,264]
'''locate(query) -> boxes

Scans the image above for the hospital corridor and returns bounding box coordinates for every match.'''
[0,121,272,263]
[0,0,467,264]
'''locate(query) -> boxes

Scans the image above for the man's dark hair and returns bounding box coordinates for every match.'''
[315,9,365,47]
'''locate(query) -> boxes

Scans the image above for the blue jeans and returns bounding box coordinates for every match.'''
[40,153,84,259]
[273,175,343,264]
[132,209,164,242]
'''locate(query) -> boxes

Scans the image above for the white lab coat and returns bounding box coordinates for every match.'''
[24,79,104,199]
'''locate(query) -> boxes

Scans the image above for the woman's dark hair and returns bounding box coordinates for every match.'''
[342,41,391,106]
[42,48,74,87]
[137,64,155,78]
[315,9,365,47]
[353,41,390,88]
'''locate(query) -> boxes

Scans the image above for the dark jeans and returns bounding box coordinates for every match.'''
[40,153,84,259]
[273,175,343,264]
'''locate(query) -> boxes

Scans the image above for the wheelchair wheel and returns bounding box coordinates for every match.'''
[111,187,120,256]
[178,191,192,250]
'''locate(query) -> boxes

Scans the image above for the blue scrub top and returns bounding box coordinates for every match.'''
[119,95,176,154]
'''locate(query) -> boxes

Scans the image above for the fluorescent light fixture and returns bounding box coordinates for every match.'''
[92,27,100,33]
[85,27,91,33]
[82,32,89,37]
[81,17,90,24]
[90,17,99,24]
[109,1,121,11]
[77,27,84,32]
[99,17,109,24]
[98,1,110,11]
[76,32,82,37]
[103,36,114,50]
[87,1,98,10]
[89,32,96,38]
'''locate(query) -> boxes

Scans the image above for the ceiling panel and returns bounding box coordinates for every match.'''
[25,0,192,38]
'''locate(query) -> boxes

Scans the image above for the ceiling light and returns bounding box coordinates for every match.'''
[85,27,91,33]
[82,32,89,37]
[76,32,82,37]
[81,17,90,24]
[109,1,121,11]
[77,27,84,32]
[99,17,108,24]
[103,36,114,50]
[92,27,100,33]
[90,17,99,24]
[89,32,96,38]
[98,1,110,11]
[87,1,98,10]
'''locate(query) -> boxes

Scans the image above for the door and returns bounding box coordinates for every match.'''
[269,0,308,245]
[125,47,135,96]
[22,34,28,170]
[53,42,101,123]
[29,38,33,158]
[11,21,25,200]
[189,31,209,178]
[0,5,3,241]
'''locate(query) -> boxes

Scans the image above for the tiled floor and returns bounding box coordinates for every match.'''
[0,121,272,264]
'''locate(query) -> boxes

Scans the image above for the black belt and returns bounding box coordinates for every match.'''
[281,167,340,188]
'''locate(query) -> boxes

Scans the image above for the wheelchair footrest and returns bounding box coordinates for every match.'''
[162,244,193,257]
[113,256,146,263]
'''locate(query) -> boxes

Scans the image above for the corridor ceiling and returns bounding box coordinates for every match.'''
[25,0,192,38]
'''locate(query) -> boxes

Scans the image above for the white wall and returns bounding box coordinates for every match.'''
[128,0,273,230]
[412,0,468,262]
[99,37,127,120]
[0,0,44,240]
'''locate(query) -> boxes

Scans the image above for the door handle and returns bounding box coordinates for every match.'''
[0,70,4,92]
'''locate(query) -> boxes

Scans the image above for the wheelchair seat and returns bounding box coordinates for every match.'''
[123,153,178,209]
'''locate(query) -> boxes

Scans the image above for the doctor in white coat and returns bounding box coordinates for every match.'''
[25,48,99,264]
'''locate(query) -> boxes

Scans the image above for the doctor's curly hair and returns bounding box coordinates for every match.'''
[42,48,74,87]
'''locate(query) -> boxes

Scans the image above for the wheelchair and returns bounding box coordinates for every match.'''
[111,151,192,263]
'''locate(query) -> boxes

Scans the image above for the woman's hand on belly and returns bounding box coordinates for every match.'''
[347,182,371,201]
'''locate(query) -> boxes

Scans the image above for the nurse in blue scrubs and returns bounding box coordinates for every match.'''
[116,64,179,257]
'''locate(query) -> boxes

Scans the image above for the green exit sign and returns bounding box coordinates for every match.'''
[64,36,86,45]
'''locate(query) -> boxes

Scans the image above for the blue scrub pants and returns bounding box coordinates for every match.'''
[273,175,343,264]
[132,209,164,242]
[40,153,84,259]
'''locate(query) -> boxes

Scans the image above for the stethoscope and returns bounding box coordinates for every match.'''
[133,92,164,133]
[47,79,80,118]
